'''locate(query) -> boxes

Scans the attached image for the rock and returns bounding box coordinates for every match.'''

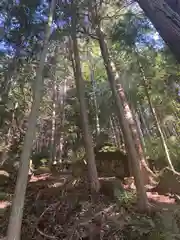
[71,143,156,185]
[153,167,180,195]
[34,166,51,175]
[95,150,130,178]
[71,150,131,180]
[99,177,124,200]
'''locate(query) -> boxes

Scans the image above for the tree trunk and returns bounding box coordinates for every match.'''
[87,48,101,138]
[48,47,59,166]
[115,115,125,149]
[57,79,67,163]
[137,56,175,171]
[112,115,123,148]
[134,109,147,154]
[117,84,156,181]
[49,78,57,166]
[137,0,180,62]
[138,102,152,139]
[70,8,100,192]
[109,116,120,147]
[94,24,149,211]
[90,64,101,138]
[6,1,56,240]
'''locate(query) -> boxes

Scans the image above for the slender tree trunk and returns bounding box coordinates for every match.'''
[70,8,100,192]
[172,121,179,137]
[54,84,61,162]
[163,125,170,139]
[109,116,119,147]
[49,48,58,165]
[152,106,174,170]
[112,115,123,148]
[90,66,100,137]
[131,105,147,153]
[134,109,147,154]
[138,103,152,139]
[87,49,100,138]
[58,79,67,163]
[137,57,175,171]
[49,78,57,166]
[49,46,63,166]
[137,0,180,62]
[93,22,148,210]
[114,115,125,149]
[117,84,156,181]
[6,2,56,240]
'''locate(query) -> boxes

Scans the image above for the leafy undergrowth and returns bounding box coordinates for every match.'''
[1,173,180,240]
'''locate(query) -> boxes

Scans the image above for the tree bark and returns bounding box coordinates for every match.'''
[117,84,156,181]
[57,79,67,163]
[109,116,120,147]
[112,115,123,148]
[137,56,175,171]
[70,5,100,192]
[49,77,57,166]
[134,109,147,154]
[48,46,60,166]
[94,23,149,211]
[6,1,56,240]
[137,0,180,61]
[88,54,100,138]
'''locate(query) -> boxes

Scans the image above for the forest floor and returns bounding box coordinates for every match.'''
[1,172,180,240]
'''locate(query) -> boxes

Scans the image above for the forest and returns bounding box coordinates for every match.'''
[1,0,180,239]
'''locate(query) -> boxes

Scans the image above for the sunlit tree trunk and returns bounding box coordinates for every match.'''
[6,2,56,240]
[90,64,100,137]
[112,115,123,148]
[117,84,156,181]
[53,84,61,162]
[137,56,175,171]
[134,109,147,154]
[109,116,120,147]
[70,5,100,192]
[130,104,147,153]
[57,79,67,163]
[87,49,100,138]
[138,103,151,139]
[49,46,63,166]
[49,78,57,166]
[91,15,148,210]
[115,115,125,150]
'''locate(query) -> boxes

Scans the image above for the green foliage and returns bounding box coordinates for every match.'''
[122,214,168,240]
[0,192,11,201]
[115,188,136,207]
[31,151,49,168]
[112,10,153,50]
[130,216,155,236]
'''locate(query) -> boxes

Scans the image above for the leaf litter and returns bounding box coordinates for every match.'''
[1,173,180,240]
